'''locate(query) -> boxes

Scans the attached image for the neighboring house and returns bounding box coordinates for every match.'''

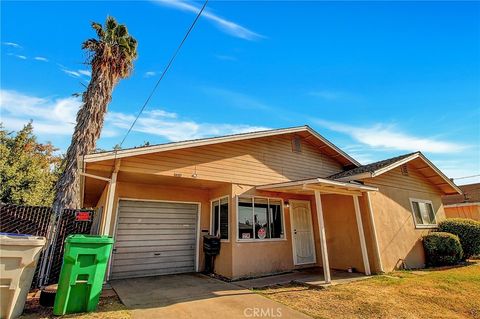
[80,126,461,282]
[442,183,480,221]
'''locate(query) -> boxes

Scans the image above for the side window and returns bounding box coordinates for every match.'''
[410,199,437,227]
[211,197,229,240]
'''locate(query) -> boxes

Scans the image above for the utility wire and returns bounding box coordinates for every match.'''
[118,0,209,148]
[452,174,480,181]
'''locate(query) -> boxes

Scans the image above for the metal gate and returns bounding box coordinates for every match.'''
[0,203,95,287]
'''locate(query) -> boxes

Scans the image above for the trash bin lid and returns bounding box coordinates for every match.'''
[0,233,46,246]
[65,234,114,244]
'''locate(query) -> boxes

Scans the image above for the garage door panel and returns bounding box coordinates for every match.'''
[113,255,195,266]
[114,245,195,254]
[111,200,198,280]
[113,260,194,273]
[118,211,198,218]
[116,228,196,236]
[117,223,195,230]
[118,217,196,224]
[113,249,195,260]
[115,239,195,248]
[112,266,194,279]
[119,201,198,210]
[116,234,196,241]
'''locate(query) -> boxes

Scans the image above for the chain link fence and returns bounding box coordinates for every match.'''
[0,203,95,288]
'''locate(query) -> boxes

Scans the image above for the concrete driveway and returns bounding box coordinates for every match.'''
[111,273,311,319]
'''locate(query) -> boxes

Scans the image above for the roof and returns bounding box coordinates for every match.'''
[83,125,361,166]
[257,177,378,196]
[328,152,418,180]
[442,183,480,206]
[328,151,462,195]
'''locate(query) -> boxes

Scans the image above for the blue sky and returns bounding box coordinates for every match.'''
[1,1,479,184]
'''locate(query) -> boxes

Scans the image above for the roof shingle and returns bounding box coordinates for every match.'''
[328,152,419,180]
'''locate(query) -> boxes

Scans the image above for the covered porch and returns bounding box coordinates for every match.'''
[257,177,382,284]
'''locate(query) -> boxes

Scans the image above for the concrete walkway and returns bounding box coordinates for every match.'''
[233,268,368,289]
[111,273,311,319]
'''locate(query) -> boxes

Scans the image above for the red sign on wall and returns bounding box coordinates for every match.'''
[75,211,92,222]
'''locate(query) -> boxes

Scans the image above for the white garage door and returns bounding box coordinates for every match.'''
[111,200,199,280]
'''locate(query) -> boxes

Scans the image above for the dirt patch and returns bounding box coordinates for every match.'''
[19,296,131,319]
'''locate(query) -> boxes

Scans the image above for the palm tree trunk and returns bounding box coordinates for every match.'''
[52,69,114,213]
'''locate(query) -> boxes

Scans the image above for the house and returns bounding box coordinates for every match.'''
[442,183,480,221]
[80,125,462,283]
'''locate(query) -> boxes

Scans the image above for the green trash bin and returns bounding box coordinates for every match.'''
[53,235,114,316]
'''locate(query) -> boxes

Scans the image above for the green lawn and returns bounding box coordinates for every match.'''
[257,262,480,319]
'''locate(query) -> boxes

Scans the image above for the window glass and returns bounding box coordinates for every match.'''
[254,198,269,239]
[219,198,229,240]
[269,199,283,238]
[425,202,436,224]
[212,201,220,236]
[411,200,436,225]
[238,197,254,239]
[238,197,284,240]
[419,202,431,224]
[412,202,423,224]
[211,197,229,240]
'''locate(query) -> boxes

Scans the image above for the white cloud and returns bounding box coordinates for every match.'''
[152,0,264,41]
[61,69,81,78]
[2,42,22,48]
[1,89,268,148]
[316,120,468,153]
[0,89,81,135]
[78,69,91,77]
[107,108,269,142]
[60,68,91,78]
[144,109,177,119]
[144,71,156,78]
[8,53,27,60]
[34,56,49,62]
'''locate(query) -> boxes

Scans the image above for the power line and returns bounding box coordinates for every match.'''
[452,174,480,180]
[118,0,209,148]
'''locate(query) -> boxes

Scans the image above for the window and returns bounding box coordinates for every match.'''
[211,197,229,240]
[237,196,284,241]
[410,198,437,227]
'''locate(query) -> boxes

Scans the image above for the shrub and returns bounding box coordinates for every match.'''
[438,218,480,259]
[423,232,463,267]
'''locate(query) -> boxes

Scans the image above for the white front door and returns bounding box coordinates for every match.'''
[290,200,316,265]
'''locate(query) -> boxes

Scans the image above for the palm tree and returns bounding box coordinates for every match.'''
[53,16,137,213]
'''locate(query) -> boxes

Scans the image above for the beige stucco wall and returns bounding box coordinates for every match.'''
[98,179,377,280]
[322,194,368,273]
[229,184,371,279]
[207,184,233,278]
[365,165,446,271]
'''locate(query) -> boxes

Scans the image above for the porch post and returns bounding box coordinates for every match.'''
[353,195,371,275]
[365,192,384,273]
[314,190,331,284]
[102,160,121,236]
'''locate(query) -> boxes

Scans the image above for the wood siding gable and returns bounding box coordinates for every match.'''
[87,134,345,186]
